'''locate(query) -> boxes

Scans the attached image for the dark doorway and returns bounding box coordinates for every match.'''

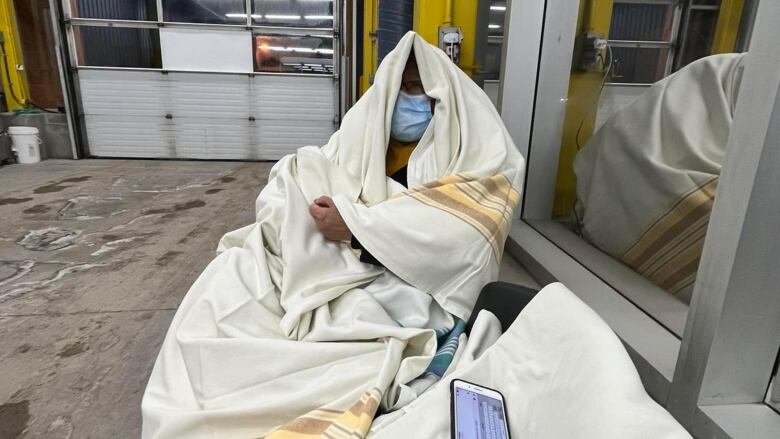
[13,0,64,109]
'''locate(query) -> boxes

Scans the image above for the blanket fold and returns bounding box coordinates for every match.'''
[368,284,691,439]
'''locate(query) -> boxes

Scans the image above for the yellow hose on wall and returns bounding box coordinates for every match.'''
[0,0,28,111]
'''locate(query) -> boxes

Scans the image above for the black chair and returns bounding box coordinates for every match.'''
[466,281,539,334]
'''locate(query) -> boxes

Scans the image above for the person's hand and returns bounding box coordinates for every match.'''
[309,196,352,242]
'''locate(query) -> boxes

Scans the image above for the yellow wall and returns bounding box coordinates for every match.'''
[0,0,29,110]
[553,0,614,218]
[413,0,478,75]
[361,0,479,96]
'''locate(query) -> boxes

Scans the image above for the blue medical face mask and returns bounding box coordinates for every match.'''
[391,91,432,142]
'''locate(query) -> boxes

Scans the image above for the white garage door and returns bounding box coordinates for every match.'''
[78,70,336,159]
[65,0,340,160]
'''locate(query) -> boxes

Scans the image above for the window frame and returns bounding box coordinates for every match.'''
[68,21,163,70]
[607,0,682,85]
[607,0,737,85]
[674,0,722,71]
[61,0,339,77]
[500,0,780,437]
[54,0,346,156]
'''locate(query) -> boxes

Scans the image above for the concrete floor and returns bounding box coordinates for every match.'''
[0,159,538,438]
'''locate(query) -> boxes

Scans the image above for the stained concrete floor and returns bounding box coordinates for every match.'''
[0,159,538,438]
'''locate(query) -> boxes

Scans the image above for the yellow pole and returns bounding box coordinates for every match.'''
[711,0,745,54]
[443,0,453,27]
[413,0,440,47]
[360,0,378,95]
[0,0,28,110]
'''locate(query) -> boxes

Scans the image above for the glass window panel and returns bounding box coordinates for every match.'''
[521,0,761,326]
[73,26,162,68]
[609,3,676,41]
[254,35,333,74]
[481,0,506,77]
[376,0,413,64]
[482,39,503,78]
[70,0,158,21]
[677,10,719,69]
[252,0,334,28]
[163,0,246,24]
[487,1,505,37]
[610,47,670,83]
[474,0,505,108]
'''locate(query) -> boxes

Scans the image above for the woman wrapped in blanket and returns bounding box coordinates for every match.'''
[142,32,524,439]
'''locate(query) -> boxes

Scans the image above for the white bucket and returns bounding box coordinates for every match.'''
[8,126,42,164]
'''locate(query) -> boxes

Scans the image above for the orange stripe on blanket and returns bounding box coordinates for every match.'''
[621,177,718,299]
[260,387,382,439]
[404,174,520,260]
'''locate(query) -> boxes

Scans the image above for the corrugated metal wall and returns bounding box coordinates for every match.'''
[71,0,155,21]
[609,3,675,83]
[610,3,672,41]
[72,0,158,67]
[76,27,160,68]
[377,0,414,63]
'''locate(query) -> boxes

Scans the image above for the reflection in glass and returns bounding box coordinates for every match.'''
[609,3,675,41]
[254,35,333,74]
[252,0,334,28]
[572,54,745,301]
[539,0,758,304]
[163,0,246,24]
[487,2,505,37]
[70,0,158,21]
[678,10,719,69]
[475,0,505,82]
[605,1,680,85]
[474,0,505,107]
[74,26,162,68]
[610,47,670,84]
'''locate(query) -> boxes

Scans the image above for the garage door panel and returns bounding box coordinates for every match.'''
[85,115,175,158]
[170,118,334,160]
[168,73,251,119]
[79,70,169,117]
[79,71,337,159]
[252,76,335,121]
[173,119,253,160]
[255,119,334,158]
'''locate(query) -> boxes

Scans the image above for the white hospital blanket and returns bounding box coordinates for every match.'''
[370,283,691,439]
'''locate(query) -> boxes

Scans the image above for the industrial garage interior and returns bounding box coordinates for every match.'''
[1,1,779,438]
[0,159,538,436]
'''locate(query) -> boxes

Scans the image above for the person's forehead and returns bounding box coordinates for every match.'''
[402,63,420,81]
